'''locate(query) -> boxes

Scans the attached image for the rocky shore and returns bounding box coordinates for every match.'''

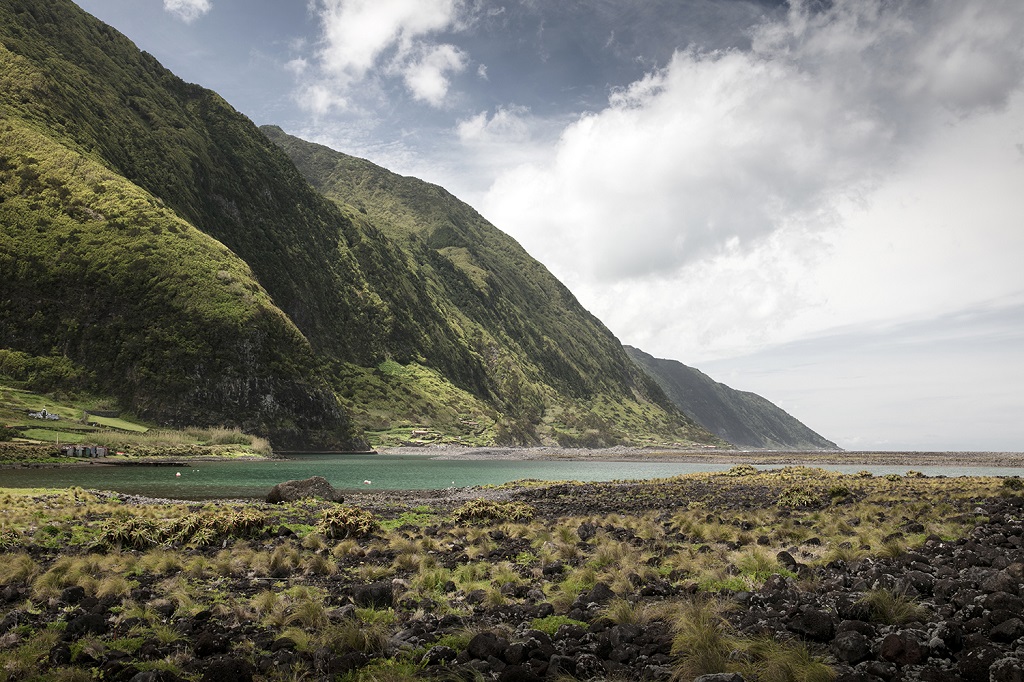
[1,468,1022,681]
[382,445,1024,469]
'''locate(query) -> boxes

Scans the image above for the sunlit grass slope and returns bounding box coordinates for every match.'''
[0,0,722,449]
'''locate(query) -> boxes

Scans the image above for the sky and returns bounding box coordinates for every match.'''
[73,0,1024,452]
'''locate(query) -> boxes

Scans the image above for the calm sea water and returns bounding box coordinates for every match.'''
[1,454,1022,500]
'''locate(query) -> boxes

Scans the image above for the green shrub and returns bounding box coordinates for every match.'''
[0,529,22,551]
[101,516,162,549]
[828,485,851,499]
[530,615,588,636]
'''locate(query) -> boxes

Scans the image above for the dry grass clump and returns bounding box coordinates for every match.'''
[671,597,738,678]
[99,507,268,550]
[452,498,536,523]
[0,626,62,680]
[670,596,834,682]
[252,543,302,578]
[318,506,378,538]
[600,597,670,626]
[0,552,39,586]
[741,636,837,682]
[857,588,930,625]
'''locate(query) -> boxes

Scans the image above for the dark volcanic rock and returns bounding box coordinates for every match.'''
[788,607,835,642]
[990,657,1024,682]
[353,581,394,608]
[831,631,872,664]
[467,631,509,661]
[421,645,457,666]
[958,645,1002,681]
[879,631,928,666]
[266,476,344,503]
[64,612,108,640]
[990,617,1024,643]
[59,585,86,604]
[199,655,254,682]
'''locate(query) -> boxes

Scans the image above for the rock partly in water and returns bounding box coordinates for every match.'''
[266,476,344,504]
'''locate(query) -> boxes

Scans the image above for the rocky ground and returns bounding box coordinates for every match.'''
[1,469,1022,681]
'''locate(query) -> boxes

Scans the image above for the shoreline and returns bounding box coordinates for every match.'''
[377,444,1024,467]
[3,443,1023,470]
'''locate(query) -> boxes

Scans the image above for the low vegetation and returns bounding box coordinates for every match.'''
[0,467,1014,680]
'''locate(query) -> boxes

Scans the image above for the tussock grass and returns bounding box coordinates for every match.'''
[601,597,662,625]
[741,636,837,682]
[671,596,834,682]
[857,588,930,625]
[0,553,39,586]
[671,598,738,679]
[0,627,62,680]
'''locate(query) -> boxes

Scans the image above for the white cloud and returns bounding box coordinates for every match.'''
[478,0,1024,361]
[297,83,349,117]
[296,0,469,112]
[402,44,467,106]
[162,0,211,23]
[285,58,309,76]
[457,105,531,145]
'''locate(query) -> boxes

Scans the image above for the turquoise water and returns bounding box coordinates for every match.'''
[1,454,1021,500]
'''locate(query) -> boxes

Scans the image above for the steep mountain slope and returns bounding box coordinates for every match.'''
[0,0,720,448]
[263,126,717,448]
[0,116,353,448]
[625,346,838,450]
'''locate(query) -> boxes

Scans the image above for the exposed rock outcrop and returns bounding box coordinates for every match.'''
[265,476,344,504]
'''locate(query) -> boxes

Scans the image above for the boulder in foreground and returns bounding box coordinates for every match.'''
[266,476,344,504]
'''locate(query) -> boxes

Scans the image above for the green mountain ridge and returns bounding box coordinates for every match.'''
[261,126,709,447]
[0,0,720,449]
[625,346,838,451]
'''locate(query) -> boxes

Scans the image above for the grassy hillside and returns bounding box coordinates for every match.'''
[0,114,355,448]
[0,0,721,449]
[0,380,276,463]
[264,126,718,447]
[625,346,838,450]
[0,0,485,447]
[0,0,481,376]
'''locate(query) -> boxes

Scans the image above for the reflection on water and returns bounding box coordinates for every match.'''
[1,454,1021,500]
